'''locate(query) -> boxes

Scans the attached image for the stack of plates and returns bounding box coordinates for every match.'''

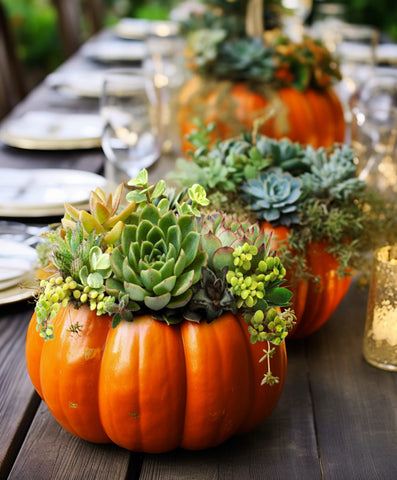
[0,168,107,217]
[81,40,147,63]
[0,239,38,305]
[114,18,179,40]
[46,71,107,98]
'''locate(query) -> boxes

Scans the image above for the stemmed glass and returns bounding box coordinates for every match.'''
[351,74,397,199]
[100,68,163,187]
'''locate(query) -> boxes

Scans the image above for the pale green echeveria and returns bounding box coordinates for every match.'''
[301,145,366,200]
[106,204,208,311]
[241,167,302,227]
[199,214,268,272]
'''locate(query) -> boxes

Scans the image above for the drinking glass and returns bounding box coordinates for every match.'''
[100,68,163,187]
[351,73,397,199]
[144,33,186,155]
[362,245,397,371]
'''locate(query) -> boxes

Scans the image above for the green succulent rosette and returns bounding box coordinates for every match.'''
[106,204,207,314]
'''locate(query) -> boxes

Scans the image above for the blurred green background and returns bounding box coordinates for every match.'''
[3,0,397,90]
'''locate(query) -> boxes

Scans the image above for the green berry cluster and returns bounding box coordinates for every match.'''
[248,308,289,346]
[226,244,286,310]
[35,275,115,341]
[35,276,73,340]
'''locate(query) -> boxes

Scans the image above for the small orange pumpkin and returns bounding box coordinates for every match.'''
[262,222,351,338]
[26,304,287,453]
[178,75,345,153]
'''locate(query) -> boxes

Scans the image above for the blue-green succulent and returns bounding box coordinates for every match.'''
[241,167,303,226]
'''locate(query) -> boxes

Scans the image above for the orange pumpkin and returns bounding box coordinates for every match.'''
[178,75,345,153]
[26,304,287,453]
[262,222,351,338]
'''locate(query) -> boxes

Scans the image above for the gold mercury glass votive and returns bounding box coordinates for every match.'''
[363,245,397,371]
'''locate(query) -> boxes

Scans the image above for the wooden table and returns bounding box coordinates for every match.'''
[0,29,396,480]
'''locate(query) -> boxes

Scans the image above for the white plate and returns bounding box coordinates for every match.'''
[376,44,397,65]
[0,111,103,150]
[0,270,38,305]
[46,71,107,98]
[0,168,106,217]
[0,240,38,292]
[81,40,147,63]
[337,41,373,63]
[0,243,37,283]
[114,18,179,40]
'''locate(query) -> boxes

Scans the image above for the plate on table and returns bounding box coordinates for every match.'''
[114,18,179,39]
[81,40,147,63]
[0,168,106,218]
[0,239,39,304]
[46,71,107,98]
[0,111,103,150]
[376,44,397,65]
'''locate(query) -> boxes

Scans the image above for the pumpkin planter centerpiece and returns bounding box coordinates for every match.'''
[26,170,296,453]
[178,0,345,153]
[169,130,397,338]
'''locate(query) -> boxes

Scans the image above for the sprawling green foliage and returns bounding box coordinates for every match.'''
[170,130,397,278]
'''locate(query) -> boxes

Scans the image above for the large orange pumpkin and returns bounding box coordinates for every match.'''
[178,75,345,153]
[26,304,287,453]
[262,222,351,338]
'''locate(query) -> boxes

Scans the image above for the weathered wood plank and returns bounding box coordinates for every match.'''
[8,402,137,480]
[140,340,322,480]
[306,281,397,480]
[0,301,40,480]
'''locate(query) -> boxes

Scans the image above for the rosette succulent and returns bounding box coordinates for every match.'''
[242,167,302,226]
[106,203,207,314]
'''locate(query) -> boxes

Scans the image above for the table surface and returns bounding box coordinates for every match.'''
[0,29,396,480]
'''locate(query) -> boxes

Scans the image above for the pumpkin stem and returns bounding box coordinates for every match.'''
[252,106,275,144]
[245,0,264,41]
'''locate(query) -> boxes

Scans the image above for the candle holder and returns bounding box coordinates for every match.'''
[363,245,397,371]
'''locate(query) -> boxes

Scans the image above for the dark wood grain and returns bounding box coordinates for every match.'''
[306,281,397,480]
[8,403,134,480]
[0,301,40,480]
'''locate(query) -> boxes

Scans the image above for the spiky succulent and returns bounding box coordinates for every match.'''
[62,183,137,246]
[242,167,303,226]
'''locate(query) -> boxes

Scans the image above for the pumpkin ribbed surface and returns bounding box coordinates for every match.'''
[26,305,287,453]
[262,222,351,338]
[178,76,345,153]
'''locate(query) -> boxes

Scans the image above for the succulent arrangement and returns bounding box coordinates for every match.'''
[182,0,340,91]
[34,169,295,385]
[169,128,397,279]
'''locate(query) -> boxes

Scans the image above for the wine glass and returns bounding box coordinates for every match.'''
[351,75,397,199]
[100,68,163,187]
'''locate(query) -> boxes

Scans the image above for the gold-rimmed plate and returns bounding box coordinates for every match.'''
[0,239,39,304]
[114,18,179,40]
[0,111,103,150]
[0,168,106,218]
